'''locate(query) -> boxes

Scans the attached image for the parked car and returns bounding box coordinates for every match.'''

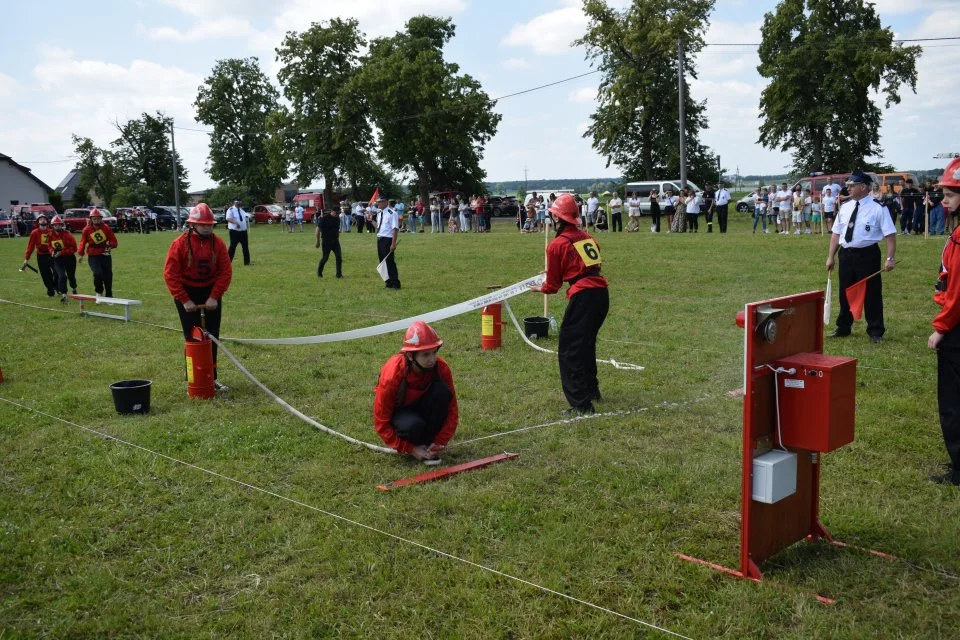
[211,207,227,224]
[876,172,920,194]
[10,203,57,234]
[0,213,14,237]
[147,206,182,230]
[253,204,284,224]
[736,186,776,212]
[484,195,519,217]
[622,180,702,215]
[63,207,96,232]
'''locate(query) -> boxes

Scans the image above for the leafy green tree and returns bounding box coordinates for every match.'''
[353,16,501,203]
[194,57,283,204]
[111,112,189,206]
[71,135,119,207]
[48,191,64,214]
[276,19,382,205]
[203,183,246,208]
[757,0,920,175]
[110,183,154,209]
[577,0,721,186]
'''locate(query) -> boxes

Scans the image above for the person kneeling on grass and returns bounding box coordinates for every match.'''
[374,321,459,465]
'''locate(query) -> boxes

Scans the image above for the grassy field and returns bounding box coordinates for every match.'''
[1,215,958,638]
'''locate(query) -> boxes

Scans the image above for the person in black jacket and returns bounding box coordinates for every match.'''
[315,208,343,278]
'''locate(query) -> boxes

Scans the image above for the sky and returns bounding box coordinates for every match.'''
[1,0,958,194]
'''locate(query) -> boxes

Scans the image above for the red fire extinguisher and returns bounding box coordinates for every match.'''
[481,303,502,350]
[185,310,215,399]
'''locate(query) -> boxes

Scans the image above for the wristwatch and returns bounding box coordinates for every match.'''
[886,257,895,262]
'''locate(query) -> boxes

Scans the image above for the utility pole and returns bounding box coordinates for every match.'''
[169,120,181,222]
[717,155,721,186]
[677,38,687,191]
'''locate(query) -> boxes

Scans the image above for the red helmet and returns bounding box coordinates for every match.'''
[938,157,960,189]
[51,215,63,225]
[36,213,49,223]
[89,208,102,219]
[188,203,216,225]
[549,193,581,225]
[401,320,443,353]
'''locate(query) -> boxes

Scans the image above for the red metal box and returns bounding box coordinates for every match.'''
[772,352,857,452]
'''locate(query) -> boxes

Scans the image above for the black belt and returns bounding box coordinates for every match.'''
[840,245,878,252]
[566,268,601,286]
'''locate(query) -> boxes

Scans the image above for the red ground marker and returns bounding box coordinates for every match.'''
[377,452,519,491]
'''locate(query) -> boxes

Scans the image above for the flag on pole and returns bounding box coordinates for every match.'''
[845,276,869,321]
[376,252,391,281]
[368,188,380,205]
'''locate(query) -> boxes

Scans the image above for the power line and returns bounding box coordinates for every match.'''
[702,35,960,47]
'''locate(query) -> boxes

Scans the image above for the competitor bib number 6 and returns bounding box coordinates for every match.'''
[572,239,602,267]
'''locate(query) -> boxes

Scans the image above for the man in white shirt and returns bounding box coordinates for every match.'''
[714,182,731,233]
[825,170,897,343]
[608,193,623,232]
[226,198,251,265]
[586,191,600,230]
[376,196,401,289]
[776,183,792,234]
[294,203,305,232]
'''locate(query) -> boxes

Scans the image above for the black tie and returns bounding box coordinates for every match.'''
[844,201,859,244]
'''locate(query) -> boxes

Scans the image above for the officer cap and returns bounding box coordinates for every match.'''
[845,169,873,186]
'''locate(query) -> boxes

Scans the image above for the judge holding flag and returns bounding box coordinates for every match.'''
[825,170,897,343]
[375,193,401,289]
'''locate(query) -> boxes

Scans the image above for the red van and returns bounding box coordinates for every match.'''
[292,193,323,222]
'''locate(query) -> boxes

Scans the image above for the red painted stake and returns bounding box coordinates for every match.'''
[377,452,519,491]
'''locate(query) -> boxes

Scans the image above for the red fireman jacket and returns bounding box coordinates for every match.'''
[78,224,118,256]
[163,230,233,303]
[934,226,960,334]
[373,353,459,453]
[47,229,77,257]
[540,227,609,299]
[24,228,53,259]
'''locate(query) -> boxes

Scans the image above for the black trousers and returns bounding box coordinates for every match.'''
[704,207,714,231]
[174,285,222,374]
[53,254,77,294]
[318,239,342,276]
[377,237,400,288]
[87,254,113,297]
[901,207,914,233]
[36,253,55,296]
[717,204,729,233]
[650,210,661,233]
[687,213,699,231]
[611,212,622,232]
[392,378,453,446]
[559,286,610,409]
[836,244,884,337]
[354,215,366,233]
[228,229,250,264]
[938,329,960,481]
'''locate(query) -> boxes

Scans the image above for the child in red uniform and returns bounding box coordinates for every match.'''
[530,193,610,415]
[928,158,960,486]
[373,321,459,464]
[22,213,56,297]
[47,215,78,301]
[164,204,232,391]
[77,208,118,297]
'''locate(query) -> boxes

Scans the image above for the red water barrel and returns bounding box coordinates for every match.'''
[185,326,215,399]
[481,303,502,350]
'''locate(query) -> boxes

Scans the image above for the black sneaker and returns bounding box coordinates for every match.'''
[213,380,230,393]
[929,473,960,486]
[828,330,850,338]
[563,404,595,416]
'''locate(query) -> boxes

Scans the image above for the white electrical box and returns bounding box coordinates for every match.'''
[751,450,797,504]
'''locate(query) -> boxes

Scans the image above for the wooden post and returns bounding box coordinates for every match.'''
[543,215,549,318]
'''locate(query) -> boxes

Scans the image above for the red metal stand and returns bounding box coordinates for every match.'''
[377,452,519,491]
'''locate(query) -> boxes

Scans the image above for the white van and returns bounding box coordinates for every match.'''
[623,180,701,215]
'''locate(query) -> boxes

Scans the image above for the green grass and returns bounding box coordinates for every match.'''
[1,217,958,638]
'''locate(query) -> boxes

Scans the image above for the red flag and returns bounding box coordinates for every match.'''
[845,277,868,321]
[368,188,380,205]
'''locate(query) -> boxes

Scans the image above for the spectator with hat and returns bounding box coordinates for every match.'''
[226,198,251,265]
[825,169,897,343]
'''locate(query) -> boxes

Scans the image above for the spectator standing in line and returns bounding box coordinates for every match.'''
[791,186,804,235]
[670,189,688,233]
[766,186,778,229]
[315,208,343,279]
[825,170,896,343]
[429,198,440,233]
[376,196,401,289]
[822,187,837,232]
[340,199,352,233]
[776,182,792,234]
[701,183,715,233]
[686,188,701,232]
[285,205,295,233]
[415,198,425,233]
[625,191,641,232]
[608,192,622,232]
[458,197,469,232]
[395,198,406,233]
[586,191,600,232]
[714,182,731,233]
[648,189,661,233]
[900,178,920,235]
[752,186,767,234]
[927,158,960,486]
[226,198,252,265]
[880,184,901,228]
[801,188,814,234]
[294,202,305,232]
[927,179,946,235]
[663,189,678,231]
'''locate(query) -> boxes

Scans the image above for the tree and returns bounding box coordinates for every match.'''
[48,191,64,214]
[194,58,284,204]
[353,16,501,203]
[577,0,721,186]
[112,112,189,206]
[276,19,381,204]
[757,0,920,175]
[203,183,246,208]
[71,135,119,206]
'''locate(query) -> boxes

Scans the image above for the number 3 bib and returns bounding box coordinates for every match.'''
[572,239,602,267]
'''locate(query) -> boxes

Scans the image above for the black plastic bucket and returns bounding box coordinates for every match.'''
[524,316,550,339]
[110,379,152,414]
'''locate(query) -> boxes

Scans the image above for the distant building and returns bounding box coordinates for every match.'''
[187,189,208,206]
[1,153,53,211]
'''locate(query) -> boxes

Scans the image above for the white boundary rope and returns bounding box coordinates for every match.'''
[502,300,645,371]
[221,275,546,345]
[0,396,692,639]
[207,333,396,455]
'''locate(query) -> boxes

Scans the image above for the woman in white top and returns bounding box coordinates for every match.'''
[430,199,440,233]
[458,198,470,232]
[626,192,641,232]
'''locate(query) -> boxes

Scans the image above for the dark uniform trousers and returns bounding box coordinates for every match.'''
[392,377,452,445]
[174,285,223,377]
[228,229,250,265]
[88,254,113,297]
[836,244,884,337]
[559,286,610,409]
[37,253,56,296]
[611,212,622,232]
[377,237,400,288]
[717,204,729,233]
[318,238,342,277]
[53,254,77,294]
[938,329,960,482]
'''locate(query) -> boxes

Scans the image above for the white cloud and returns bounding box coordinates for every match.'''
[0,72,19,99]
[501,57,531,71]
[141,17,256,42]
[568,86,596,104]
[501,6,586,55]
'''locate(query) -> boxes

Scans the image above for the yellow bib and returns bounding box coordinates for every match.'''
[90,229,107,244]
[572,239,602,267]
